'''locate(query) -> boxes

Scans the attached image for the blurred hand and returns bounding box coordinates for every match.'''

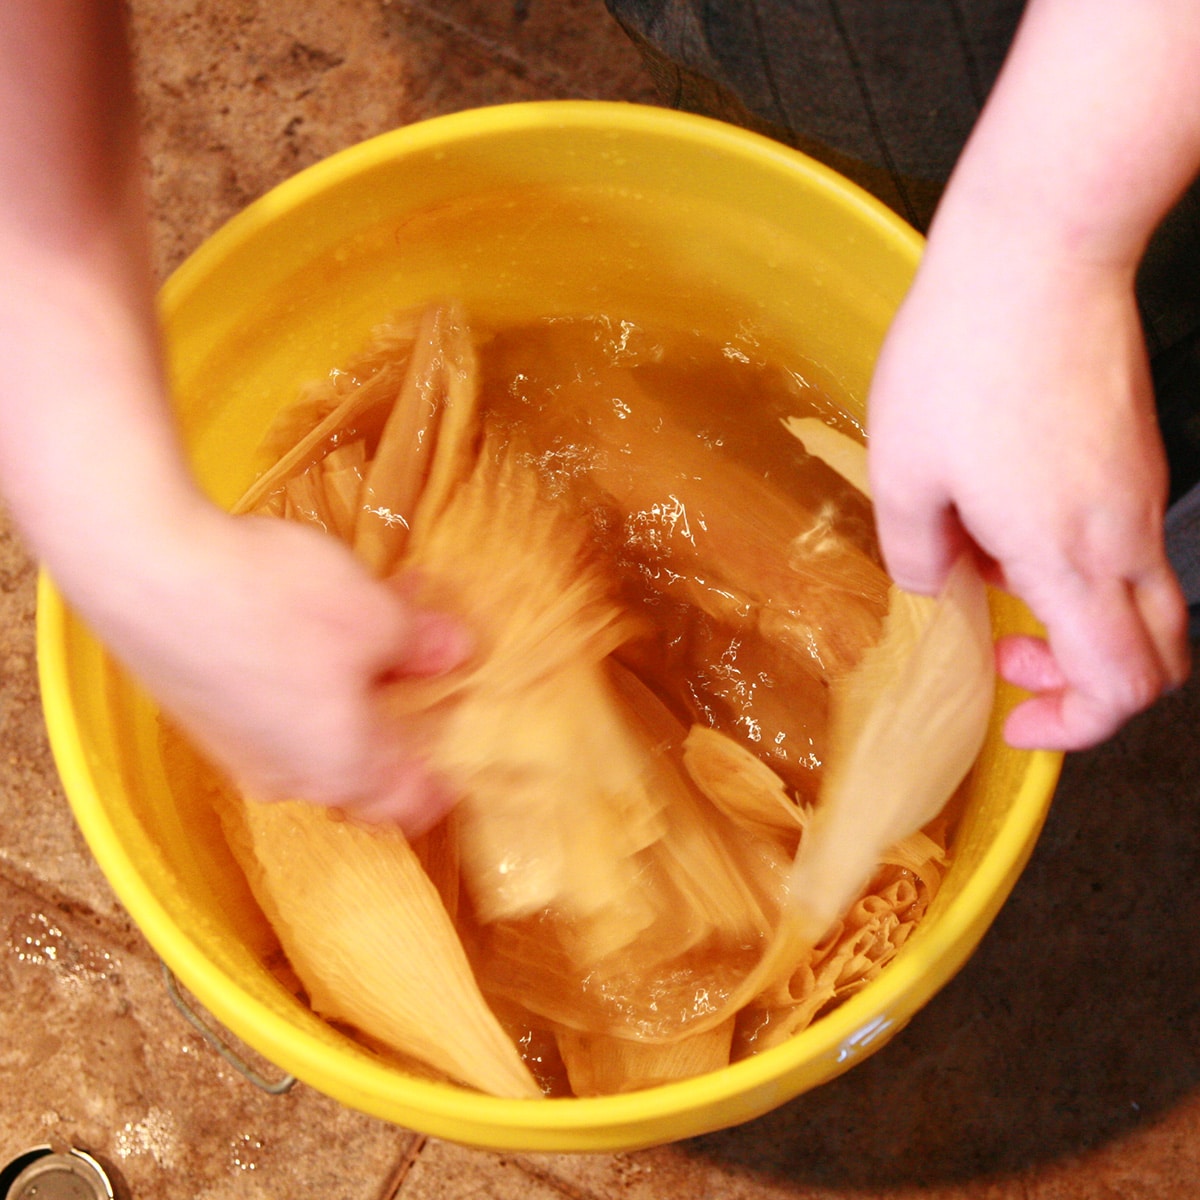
[105,503,471,833]
[867,232,1190,752]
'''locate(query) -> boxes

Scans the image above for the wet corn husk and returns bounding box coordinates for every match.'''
[558,1020,737,1097]
[781,416,994,946]
[222,796,541,1098]
[389,438,669,945]
[485,317,889,803]
[203,305,994,1096]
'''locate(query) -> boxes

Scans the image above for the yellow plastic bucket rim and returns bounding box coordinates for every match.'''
[35,100,1063,1140]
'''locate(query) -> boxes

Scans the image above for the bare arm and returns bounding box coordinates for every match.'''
[868,0,1197,750]
[0,0,465,829]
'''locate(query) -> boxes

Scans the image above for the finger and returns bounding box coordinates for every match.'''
[1001,573,1170,750]
[342,758,459,837]
[1129,561,1191,689]
[1003,685,1128,751]
[995,633,1068,693]
[871,485,969,597]
[393,607,474,678]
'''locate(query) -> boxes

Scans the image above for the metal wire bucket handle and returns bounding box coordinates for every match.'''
[161,961,297,1095]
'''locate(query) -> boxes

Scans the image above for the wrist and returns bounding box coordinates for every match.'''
[913,181,1140,337]
[927,163,1147,286]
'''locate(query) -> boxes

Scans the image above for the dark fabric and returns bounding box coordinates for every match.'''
[604,0,1024,230]
[605,0,1200,500]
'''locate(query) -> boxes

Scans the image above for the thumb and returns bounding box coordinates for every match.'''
[870,474,968,596]
[392,606,474,677]
[380,570,474,678]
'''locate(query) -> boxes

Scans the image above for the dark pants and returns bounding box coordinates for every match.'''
[607,0,1200,507]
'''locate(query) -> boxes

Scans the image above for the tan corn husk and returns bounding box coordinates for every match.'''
[233,320,417,515]
[681,725,809,841]
[557,1020,736,1096]
[221,797,540,1098]
[353,305,449,574]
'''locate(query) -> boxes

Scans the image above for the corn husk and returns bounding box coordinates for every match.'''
[783,416,870,497]
[779,413,994,945]
[682,725,809,841]
[319,440,367,541]
[218,797,540,1098]
[486,320,889,805]
[784,556,993,945]
[353,305,452,574]
[391,438,667,949]
[562,371,890,679]
[558,1020,736,1096]
[233,318,418,515]
[738,867,932,1054]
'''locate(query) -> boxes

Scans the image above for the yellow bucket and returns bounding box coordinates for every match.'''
[36,101,1061,1151]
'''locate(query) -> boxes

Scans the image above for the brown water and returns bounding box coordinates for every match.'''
[164,308,927,1098]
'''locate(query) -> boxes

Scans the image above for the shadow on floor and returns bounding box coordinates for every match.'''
[685,645,1200,1188]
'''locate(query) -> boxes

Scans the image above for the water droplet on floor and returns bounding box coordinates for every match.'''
[6,912,118,989]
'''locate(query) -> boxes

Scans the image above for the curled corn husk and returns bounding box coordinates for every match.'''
[738,866,933,1054]
[682,725,810,840]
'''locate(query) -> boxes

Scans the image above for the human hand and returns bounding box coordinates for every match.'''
[96,499,471,833]
[867,231,1190,752]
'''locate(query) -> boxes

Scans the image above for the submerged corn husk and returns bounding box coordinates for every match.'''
[783,416,871,497]
[488,319,889,802]
[558,1020,737,1096]
[632,553,991,1044]
[204,306,994,1096]
[573,414,994,1042]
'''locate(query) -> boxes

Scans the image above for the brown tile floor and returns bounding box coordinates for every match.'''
[3,2,1200,1197]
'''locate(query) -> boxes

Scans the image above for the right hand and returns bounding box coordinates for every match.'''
[94,499,472,833]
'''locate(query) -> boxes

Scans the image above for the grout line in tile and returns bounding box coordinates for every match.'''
[376,1132,428,1199]
[387,1,598,99]
[0,858,147,957]
[509,1156,611,1200]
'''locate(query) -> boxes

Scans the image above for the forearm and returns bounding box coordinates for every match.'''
[932,0,1200,271]
[0,1,208,623]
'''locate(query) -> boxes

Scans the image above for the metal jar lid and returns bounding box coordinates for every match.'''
[0,1147,115,1200]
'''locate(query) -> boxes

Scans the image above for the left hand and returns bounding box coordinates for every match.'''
[867,228,1190,751]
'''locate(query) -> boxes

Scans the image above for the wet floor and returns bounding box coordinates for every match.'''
[3,3,1200,1198]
